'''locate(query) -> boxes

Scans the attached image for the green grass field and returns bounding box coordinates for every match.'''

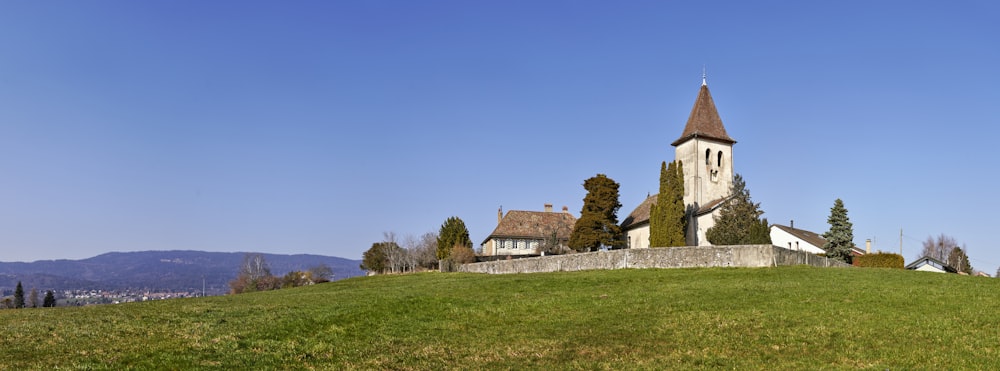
[3,266,999,369]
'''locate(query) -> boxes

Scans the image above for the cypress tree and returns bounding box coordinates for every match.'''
[822,198,854,263]
[650,161,686,247]
[14,281,24,309]
[649,162,669,247]
[667,160,686,245]
[705,174,771,245]
[569,174,623,252]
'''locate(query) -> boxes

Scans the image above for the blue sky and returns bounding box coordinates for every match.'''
[1,2,998,271]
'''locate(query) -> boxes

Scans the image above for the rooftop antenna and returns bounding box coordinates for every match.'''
[701,65,707,86]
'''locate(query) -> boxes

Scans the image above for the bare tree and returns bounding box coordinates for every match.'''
[402,234,422,272]
[921,234,959,262]
[308,264,333,283]
[536,229,572,255]
[29,288,39,308]
[416,232,439,269]
[383,232,411,274]
[231,253,279,294]
[239,253,272,280]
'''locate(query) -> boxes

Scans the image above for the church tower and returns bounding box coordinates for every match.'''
[672,79,735,245]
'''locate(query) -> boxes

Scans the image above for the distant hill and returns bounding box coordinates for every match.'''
[0,251,363,295]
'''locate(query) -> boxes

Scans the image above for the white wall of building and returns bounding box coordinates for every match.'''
[769,226,825,254]
[675,138,733,208]
[693,213,716,246]
[627,225,650,249]
[486,238,541,256]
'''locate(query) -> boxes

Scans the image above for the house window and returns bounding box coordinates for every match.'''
[516,240,526,250]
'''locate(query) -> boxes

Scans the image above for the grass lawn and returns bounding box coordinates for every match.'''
[2,266,999,369]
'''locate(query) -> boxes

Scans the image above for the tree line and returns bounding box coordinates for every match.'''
[228,254,334,294]
[360,217,475,275]
[2,281,56,309]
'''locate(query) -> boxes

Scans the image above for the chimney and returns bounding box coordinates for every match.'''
[544,203,553,212]
[790,220,794,228]
[498,206,503,224]
[562,206,569,214]
[866,239,871,254]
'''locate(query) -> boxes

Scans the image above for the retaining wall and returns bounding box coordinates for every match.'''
[458,245,850,274]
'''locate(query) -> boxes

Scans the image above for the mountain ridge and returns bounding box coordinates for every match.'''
[0,250,363,295]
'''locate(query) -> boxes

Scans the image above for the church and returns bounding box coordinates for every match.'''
[621,78,735,248]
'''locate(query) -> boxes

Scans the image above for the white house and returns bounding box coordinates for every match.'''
[481,204,577,256]
[905,256,957,273]
[769,224,827,254]
[622,79,735,247]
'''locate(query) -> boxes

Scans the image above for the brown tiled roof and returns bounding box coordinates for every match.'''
[771,224,826,250]
[695,197,729,216]
[481,210,577,245]
[621,194,657,230]
[671,84,736,146]
[621,195,730,230]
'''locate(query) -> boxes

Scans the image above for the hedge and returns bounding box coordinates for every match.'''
[853,253,904,269]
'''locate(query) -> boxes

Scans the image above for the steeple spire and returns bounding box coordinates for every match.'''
[702,65,707,86]
[671,82,735,146]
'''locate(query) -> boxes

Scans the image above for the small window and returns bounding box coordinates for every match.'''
[717,151,723,167]
[705,149,711,165]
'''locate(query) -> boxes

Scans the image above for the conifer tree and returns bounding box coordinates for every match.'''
[650,161,686,247]
[43,290,56,308]
[436,217,472,260]
[947,246,973,274]
[822,198,855,263]
[14,281,24,309]
[705,174,771,245]
[569,174,623,252]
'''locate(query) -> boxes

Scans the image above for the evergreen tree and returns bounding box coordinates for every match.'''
[822,198,855,264]
[436,217,472,260]
[947,246,973,274]
[14,281,24,309]
[649,161,686,247]
[569,174,623,252]
[43,290,56,308]
[705,174,772,245]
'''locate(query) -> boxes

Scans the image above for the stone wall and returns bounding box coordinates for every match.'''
[458,245,850,274]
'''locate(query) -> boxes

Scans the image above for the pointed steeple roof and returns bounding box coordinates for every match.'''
[671,83,736,146]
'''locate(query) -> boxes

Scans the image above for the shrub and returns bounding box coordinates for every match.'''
[450,245,477,264]
[853,253,904,269]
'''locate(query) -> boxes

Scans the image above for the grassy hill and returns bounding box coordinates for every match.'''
[3,266,999,369]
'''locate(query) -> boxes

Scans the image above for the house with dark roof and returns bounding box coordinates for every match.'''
[481,204,577,256]
[769,224,827,254]
[905,256,957,273]
[622,79,736,247]
[770,223,867,257]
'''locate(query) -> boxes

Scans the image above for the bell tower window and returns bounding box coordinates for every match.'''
[717,151,723,167]
[705,149,711,165]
